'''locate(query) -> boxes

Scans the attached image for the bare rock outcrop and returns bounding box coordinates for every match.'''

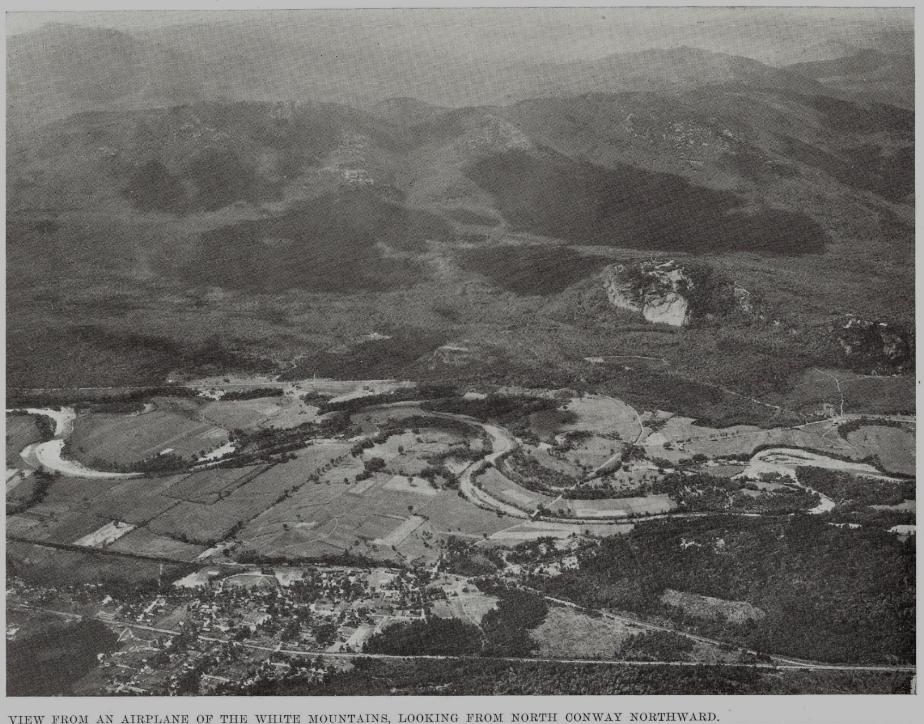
[603,259,752,327]
[839,315,914,373]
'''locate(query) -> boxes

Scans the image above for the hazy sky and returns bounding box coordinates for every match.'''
[5,7,914,65]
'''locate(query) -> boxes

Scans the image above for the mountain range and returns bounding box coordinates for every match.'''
[7,21,914,131]
[5,21,915,423]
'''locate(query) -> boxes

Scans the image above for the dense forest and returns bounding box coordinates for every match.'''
[797,467,915,505]
[533,515,915,663]
[363,586,548,657]
[364,618,481,656]
[228,658,911,695]
[7,618,119,696]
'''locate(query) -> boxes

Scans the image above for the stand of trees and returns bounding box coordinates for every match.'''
[365,618,481,656]
[234,657,911,695]
[535,515,915,664]
[797,466,914,506]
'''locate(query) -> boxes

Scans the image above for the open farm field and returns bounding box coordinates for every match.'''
[107,526,208,560]
[239,454,516,562]
[7,505,108,545]
[364,429,466,460]
[560,435,624,471]
[744,448,886,481]
[321,456,366,483]
[6,414,42,465]
[566,494,676,519]
[6,540,190,587]
[658,416,858,461]
[84,476,185,524]
[660,588,767,624]
[350,405,430,428]
[383,475,439,497]
[477,467,550,513]
[531,606,644,659]
[700,464,748,478]
[148,445,349,544]
[68,406,229,467]
[6,472,195,546]
[846,425,915,476]
[21,474,185,532]
[200,394,320,430]
[72,520,136,548]
[431,581,499,625]
[485,520,633,543]
[417,494,514,538]
[523,445,582,476]
[165,465,270,503]
[6,514,45,538]
[5,472,39,509]
[559,395,642,441]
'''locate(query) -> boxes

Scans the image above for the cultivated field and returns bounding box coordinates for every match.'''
[238,466,451,564]
[559,395,643,441]
[199,395,320,431]
[484,519,634,543]
[6,414,42,466]
[164,465,270,504]
[652,415,858,462]
[846,424,915,476]
[69,403,229,467]
[73,521,136,548]
[564,494,676,519]
[149,445,350,545]
[6,540,188,587]
[477,467,551,513]
[108,527,208,561]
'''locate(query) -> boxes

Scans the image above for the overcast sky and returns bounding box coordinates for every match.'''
[5,7,913,65]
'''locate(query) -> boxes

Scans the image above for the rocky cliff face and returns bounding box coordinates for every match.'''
[839,316,914,372]
[603,259,750,327]
[603,260,692,326]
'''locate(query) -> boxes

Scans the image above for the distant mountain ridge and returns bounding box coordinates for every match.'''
[7,22,913,133]
[785,49,913,108]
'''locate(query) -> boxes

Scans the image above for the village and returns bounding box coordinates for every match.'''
[7,561,503,695]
